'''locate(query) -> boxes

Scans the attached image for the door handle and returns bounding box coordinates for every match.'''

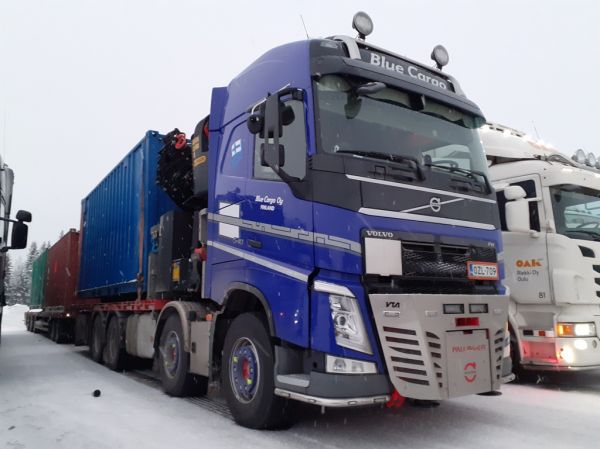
[247,239,262,249]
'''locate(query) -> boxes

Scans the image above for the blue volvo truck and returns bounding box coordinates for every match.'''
[72,13,509,429]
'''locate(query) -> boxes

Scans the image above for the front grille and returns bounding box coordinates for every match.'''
[402,242,496,279]
[383,325,432,387]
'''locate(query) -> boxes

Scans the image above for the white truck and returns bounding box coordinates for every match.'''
[483,123,600,373]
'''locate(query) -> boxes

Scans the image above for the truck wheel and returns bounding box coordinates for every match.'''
[49,320,58,342]
[159,314,200,396]
[104,317,126,371]
[90,316,105,363]
[222,313,291,429]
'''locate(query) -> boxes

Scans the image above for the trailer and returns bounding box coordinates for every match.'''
[484,123,600,373]
[25,230,92,342]
[36,13,509,428]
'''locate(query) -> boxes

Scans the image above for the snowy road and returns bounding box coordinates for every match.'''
[2,326,600,448]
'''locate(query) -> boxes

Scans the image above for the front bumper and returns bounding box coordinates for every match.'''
[369,293,508,400]
[521,335,600,370]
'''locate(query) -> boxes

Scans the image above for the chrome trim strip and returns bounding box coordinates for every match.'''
[208,213,362,255]
[274,388,390,407]
[313,280,354,297]
[207,241,309,282]
[358,207,496,230]
[401,198,463,213]
[346,174,497,204]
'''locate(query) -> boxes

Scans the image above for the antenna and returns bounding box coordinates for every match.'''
[300,14,309,39]
[532,120,540,140]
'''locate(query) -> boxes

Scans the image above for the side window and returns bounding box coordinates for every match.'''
[254,100,307,181]
[221,123,247,177]
[496,179,540,232]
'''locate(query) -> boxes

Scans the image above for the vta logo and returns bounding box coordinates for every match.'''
[429,197,441,213]
[464,362,477,383]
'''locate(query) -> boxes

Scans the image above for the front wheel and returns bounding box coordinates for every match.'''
[222,313,291,429]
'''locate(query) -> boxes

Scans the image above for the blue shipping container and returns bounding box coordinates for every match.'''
[78,131,180,298]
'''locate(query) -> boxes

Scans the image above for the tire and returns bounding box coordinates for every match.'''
[49,321,58,342]
[222,313,291,429]
[158,314,204,396]
[103,316,126,371]
[90,315,105,363]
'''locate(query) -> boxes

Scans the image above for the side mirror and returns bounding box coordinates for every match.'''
[261,143,285,168]
[247,113,264,135]
[8,221,28,250]
[504,186,526,201]
[504,186,530,233]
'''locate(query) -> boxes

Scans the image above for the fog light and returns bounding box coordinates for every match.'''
[574,339,588,351]
[326,355,377,375]
[560,346,575,364]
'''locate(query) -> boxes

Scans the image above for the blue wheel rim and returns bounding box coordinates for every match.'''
[229,337,260,403]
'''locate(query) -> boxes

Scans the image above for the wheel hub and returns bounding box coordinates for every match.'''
[230,337,260,403]
[163,331,180,378]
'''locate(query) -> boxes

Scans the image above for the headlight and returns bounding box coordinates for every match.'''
[329,294,372,354]
[556,322,596,337]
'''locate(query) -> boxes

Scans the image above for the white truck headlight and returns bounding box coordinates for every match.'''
[329,294,372,354]
[557,322,596,337]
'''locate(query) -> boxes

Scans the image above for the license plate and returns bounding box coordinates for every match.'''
[467,261,498,280]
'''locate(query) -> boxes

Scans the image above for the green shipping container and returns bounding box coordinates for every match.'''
[30,249,48,308]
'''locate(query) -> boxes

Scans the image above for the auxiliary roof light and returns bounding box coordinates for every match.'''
[431,45,449,70]
[587,152,597,167]
[573,149,587,165]
[352,11,374,40]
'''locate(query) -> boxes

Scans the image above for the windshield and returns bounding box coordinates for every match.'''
[550,184,600,241]
[314,74,488,173]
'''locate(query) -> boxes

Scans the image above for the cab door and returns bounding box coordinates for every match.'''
[497,175,551,304]
[241,99,313,346]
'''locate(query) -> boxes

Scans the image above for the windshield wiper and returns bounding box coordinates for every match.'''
[335,150,424,180]
[425,162,492,194]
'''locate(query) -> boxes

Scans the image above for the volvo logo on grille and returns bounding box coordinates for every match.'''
[430,197,442,213]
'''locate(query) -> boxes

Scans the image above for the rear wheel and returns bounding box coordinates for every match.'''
[49,320,58,342]
[158,314,204,396]
[222,313,291,429]
[90,316,105,363]
[104,316,126,371]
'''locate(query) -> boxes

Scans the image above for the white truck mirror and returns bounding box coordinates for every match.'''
[504,185,526,200]
[504,185,530,233]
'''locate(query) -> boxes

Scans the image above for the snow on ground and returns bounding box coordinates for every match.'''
[2,305,28,332]
[2,324,600,449]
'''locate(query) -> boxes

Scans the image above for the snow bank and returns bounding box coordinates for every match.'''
[2,304,28,332]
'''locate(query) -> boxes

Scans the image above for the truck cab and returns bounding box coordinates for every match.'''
[194,15,508,421]
[484,123,600,371]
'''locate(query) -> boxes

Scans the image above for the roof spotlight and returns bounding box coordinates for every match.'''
[573,149,587,164]
[352,11,373,40]
[587,152,597,167]
[431,45,449,70]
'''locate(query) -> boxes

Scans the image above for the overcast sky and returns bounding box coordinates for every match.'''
[1,0,599,251]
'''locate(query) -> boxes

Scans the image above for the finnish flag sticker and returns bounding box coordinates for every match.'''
[231,139,242,158]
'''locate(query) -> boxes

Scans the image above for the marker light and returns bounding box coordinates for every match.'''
[587,152,597,167]
[352,11,374,40]
[469,304,489,314]
[431,45,449,70]
[329,294,372,354]
[556,322,596,337]
[573,149,587,164]
[443,304,464,314]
